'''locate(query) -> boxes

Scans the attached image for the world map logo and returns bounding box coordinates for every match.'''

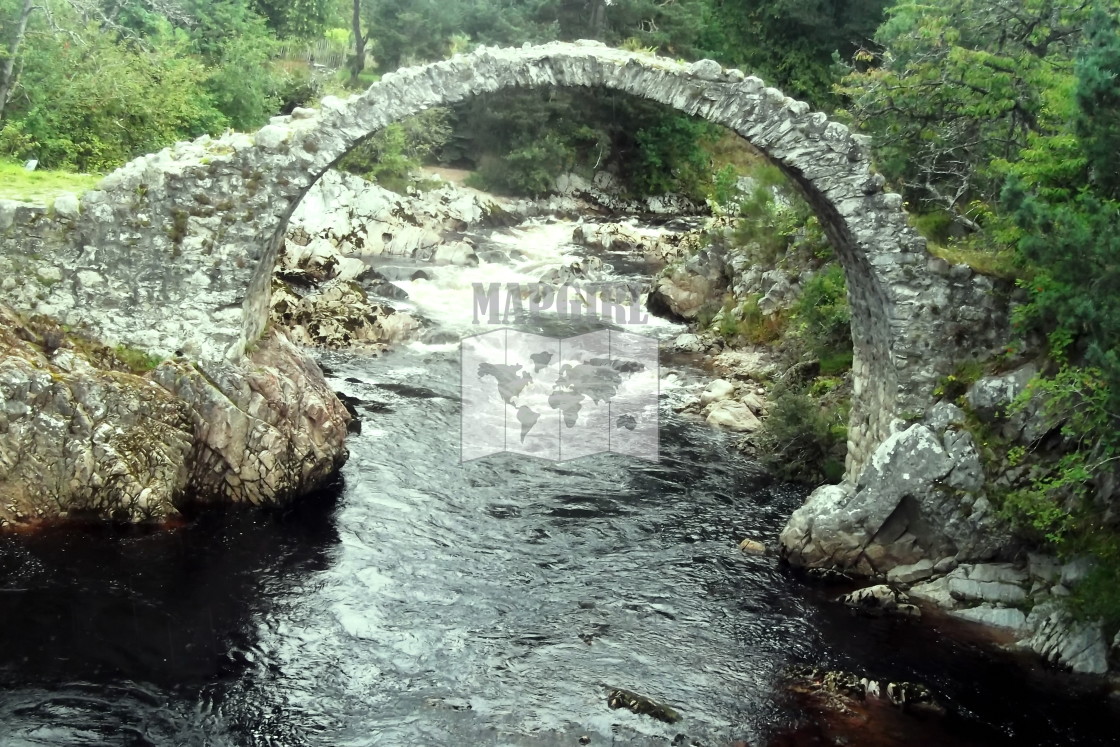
[461,329,659,462]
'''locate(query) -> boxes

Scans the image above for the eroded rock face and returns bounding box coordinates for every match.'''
[151,332,349,508]
[0,305,348,523]
[0,308,193,523]
[779,423,1010,574]
[287,169,507,264]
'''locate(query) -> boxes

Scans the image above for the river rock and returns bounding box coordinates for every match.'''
[780,423,1010,574]
[950,605,1028,632]
[271,278,421,350]
[605,687,681,724]
[646,245,728,321]
[838,584,921,618]
[706,399,761,432]
[700,379,735,405]
[739,392,766,416]
[906,576,957,609]
[886,559,935,585]
[1019,601,1109,674]
[673,333,704,352]
[738,538,767,554]
[432,240,478,266]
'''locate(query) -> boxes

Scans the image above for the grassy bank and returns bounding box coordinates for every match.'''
[0,160,101,203]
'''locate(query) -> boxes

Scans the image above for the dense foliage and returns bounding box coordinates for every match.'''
[1,0,889,179]
[841,0,1120,621]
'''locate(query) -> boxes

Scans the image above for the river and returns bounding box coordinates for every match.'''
[0,218,1116,746]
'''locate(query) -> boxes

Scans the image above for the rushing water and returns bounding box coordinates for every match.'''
[1,219,1117,746]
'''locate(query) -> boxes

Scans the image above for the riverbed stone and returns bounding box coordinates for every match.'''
[700,379,735,405]
[706,399,761,432]
[887,559,935,585]
[950,605,1028,632]
[907,576,957,609]
[740,392,766,415]
[838,584,921,618]
[673,333,704,352]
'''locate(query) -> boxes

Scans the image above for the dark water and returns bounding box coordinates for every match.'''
[1,220,1118,746]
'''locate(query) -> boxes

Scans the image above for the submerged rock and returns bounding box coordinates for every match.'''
[785,665,943,716]
[738,538,767,554]
[605,687,682,724]
[838,585,921,618]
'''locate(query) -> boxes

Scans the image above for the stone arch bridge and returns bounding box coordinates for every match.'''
[0,41,995,474]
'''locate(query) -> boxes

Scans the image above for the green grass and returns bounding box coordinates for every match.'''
[928,242,1020,281]
[0,159,101,203]
[112,344,163,374]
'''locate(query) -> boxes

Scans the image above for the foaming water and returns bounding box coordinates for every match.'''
[0,218,1117,746]
[386,218,680,337]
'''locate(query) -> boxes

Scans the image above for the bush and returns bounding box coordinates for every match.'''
[792,264,851,359]
[754,390,848,484]
[731,164,830,266]
[994,366,1120,625]
[467,134,577,197]
[4,23,226,171]
[714,294,787,345]
[338,109,451,192]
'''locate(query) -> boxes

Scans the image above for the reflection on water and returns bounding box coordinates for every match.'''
[0,219,1116,746]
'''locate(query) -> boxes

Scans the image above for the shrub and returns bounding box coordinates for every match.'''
[338,109,452,192]
[5,23,227,171]
[792,264,851,359]
[754,390,848,484]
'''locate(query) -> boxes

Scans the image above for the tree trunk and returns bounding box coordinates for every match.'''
[589,0,607,39]
[0,0,36,122]
[348,0,366,88]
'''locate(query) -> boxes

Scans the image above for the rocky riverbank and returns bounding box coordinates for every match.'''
[0,167,701,526]
[628,182,1120,686]
[0,304,349,524]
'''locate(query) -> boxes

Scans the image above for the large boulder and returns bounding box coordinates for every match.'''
[0,304,350,523]
[779,423,1010,574]
[706,399,761,432]
[0,309,194,523]
[1019,601,1110,674]
[152,331,350,508]
[646,246,728,321]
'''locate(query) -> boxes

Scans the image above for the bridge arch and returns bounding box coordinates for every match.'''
[2,41,970,474]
